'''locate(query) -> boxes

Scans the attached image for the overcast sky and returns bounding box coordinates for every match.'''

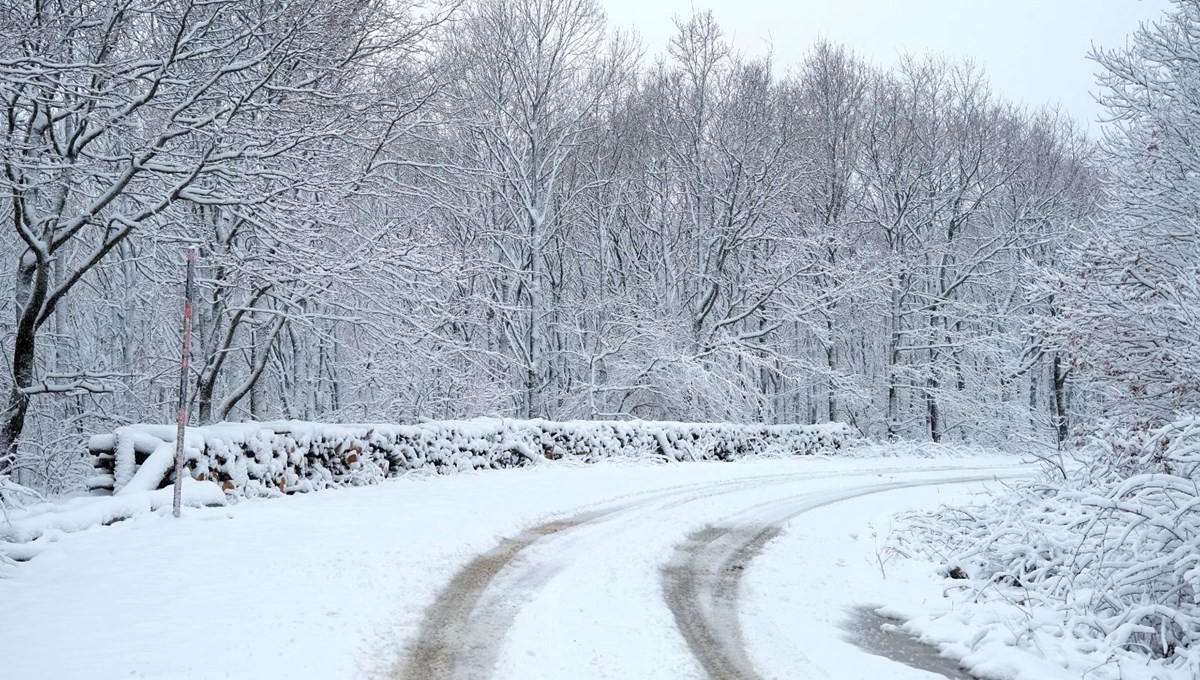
[600,0,1173,129]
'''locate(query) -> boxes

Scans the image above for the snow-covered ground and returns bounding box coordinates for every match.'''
[1,453,1034,680]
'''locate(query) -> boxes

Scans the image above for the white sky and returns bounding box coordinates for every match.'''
[600,0,1173,129]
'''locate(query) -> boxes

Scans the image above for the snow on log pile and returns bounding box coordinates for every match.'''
[87,419,857,498]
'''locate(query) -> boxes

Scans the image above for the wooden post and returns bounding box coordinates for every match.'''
[173,249,197,518]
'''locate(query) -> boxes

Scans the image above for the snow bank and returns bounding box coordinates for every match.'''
[0,478,226,573]
[887,416,1200,678]
[88,418,858,498]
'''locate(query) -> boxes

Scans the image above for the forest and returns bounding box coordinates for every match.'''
[0,0,1193,495]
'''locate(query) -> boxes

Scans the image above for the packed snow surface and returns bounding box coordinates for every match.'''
[1,451,1136,680]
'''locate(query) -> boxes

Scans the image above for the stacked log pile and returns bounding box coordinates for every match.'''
[87,419,859,498]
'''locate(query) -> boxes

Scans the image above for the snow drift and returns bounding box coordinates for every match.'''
[87,419,857,498]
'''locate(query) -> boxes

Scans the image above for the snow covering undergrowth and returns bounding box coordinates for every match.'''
[888,417,1200,679]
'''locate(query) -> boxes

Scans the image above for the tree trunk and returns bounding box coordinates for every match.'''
[1,258,45,469]
[1052,351,1070,447]
[886,284,901,439]
[825,311,838,423]
[927,309,942,443]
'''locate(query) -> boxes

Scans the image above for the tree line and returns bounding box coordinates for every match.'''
[1,0,1122,489]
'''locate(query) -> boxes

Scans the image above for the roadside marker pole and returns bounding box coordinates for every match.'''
[172,249,197,518]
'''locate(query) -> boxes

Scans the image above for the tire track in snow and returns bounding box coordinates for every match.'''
[398,512,603,679]
[661,472,1030,680]
[394,472,819,680]
[394,465,1028,680]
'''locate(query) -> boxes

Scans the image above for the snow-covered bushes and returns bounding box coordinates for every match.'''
[891,416,1200,671]
[88,419,857,498]
[0,475,42,574]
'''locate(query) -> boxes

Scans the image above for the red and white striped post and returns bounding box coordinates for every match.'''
[172,249,197,518]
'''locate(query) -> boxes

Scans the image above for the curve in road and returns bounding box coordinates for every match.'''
[661,473,1028,679]
[396,471,823,679]
[394,465,1031,680]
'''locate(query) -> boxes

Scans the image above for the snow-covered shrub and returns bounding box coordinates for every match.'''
[0,475,40,514]
[892,416,1200,666]
[89,419,858,498]
[0,475,45,575]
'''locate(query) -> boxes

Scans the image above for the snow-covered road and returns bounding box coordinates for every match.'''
[1,455,1033,680]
